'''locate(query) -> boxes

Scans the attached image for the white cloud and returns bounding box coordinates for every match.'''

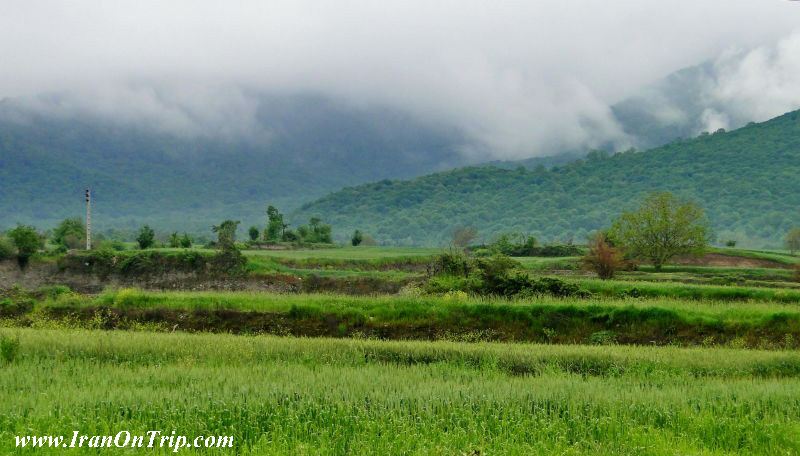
[1,1,799,158]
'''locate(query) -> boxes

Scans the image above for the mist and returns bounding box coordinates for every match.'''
[2,1,800,158]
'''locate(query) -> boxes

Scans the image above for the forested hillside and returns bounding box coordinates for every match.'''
[294,110,800,247]
[0,94,468,232]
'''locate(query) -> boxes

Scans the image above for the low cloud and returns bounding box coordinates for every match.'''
[1,1,799,158]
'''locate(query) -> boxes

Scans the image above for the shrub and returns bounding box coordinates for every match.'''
[581,233,625,280]
[426,253,587,299]
[428,251,472,277]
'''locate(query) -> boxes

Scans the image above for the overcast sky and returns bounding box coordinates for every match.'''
[2,0,800,157]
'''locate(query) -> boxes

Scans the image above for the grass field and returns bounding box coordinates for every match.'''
[5,245,800,454]
[1,329,799,455]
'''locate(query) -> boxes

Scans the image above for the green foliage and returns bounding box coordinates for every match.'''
[136,225,155,249]
[295,110,800,247]
[786,227,800,255]
[51,218,85,249]
[351,229,363,246]
[168,231,181,248]
[248,226,260,242]
[487,233,537,256]
[265,205,285,243]
[6,225,43,267]
[610,192,710,271]
[426,252,585,298]
[58,249,246,277]
[107,239,126,251]
[180,233,192,248]
[212,220,240,250]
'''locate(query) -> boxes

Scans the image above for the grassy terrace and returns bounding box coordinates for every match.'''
[708,247,800,265]
[4,288,800,347]
[1,329,799,455]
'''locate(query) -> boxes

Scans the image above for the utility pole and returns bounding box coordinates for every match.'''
[85,188,91,250]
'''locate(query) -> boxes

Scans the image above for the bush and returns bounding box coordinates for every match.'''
[428,251,472,277]
[581,233,625,280]
[426,253,587,299]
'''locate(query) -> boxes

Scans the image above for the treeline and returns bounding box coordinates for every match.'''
[250,206,333,245]
[0,204,339,270]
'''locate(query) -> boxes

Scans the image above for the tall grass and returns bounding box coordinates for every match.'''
[1,329,800,455]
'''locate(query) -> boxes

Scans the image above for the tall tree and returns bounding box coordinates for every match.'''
[136,225,156,250]
[212,220,240,251]
[610,192,709,271]
[265,206,284,243]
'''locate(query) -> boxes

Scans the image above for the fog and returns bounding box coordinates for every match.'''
[2,1,799,158]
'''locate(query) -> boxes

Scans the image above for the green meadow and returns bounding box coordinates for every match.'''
[2,329,800,455]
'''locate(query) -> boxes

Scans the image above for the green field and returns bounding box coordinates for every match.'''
[4,245,800,454]
[2,329,800,455]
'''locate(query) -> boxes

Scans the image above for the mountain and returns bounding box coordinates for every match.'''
[293,110,800,248]
[0,93,471,232]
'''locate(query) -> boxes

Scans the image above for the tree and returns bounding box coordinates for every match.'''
[265,206,284,243]
[210,221,246,274]
[581,232,625,280]
[52,218,85,250]
[179,233,192,248]
[610,192,709,271]
[248,226,260,242]
[351,229,363,246]
[136,225,156,249]
[786,227,800,255]
[169,232,181,248]
[452,226,477,248]
[212,220,240,251]
[7,225,43,268]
